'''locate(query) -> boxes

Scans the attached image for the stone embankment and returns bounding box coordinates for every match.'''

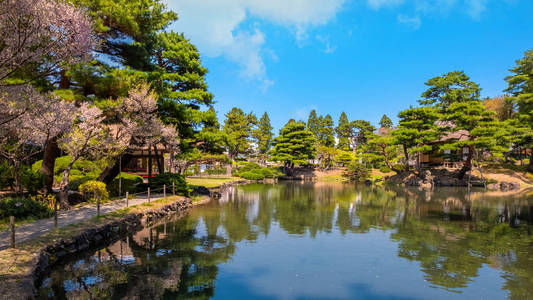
[1,198,192,299]
[388,169,523,190]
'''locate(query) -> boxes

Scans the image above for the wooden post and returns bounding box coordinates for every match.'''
[148,187,151,203]
[163,184,166,199]
[54,198,58,229]
[172,182,175,196]
[125,192,129,207]
[10,216,15,248]
[97,196,100,217]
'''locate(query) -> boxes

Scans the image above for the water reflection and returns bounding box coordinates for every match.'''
[38,183,533,299]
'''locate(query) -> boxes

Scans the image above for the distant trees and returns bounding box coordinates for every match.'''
[379,114,393,128]
[270,120,315,175]
[336,112,351,151]
[253,112,274,164]
[223,108,257,161]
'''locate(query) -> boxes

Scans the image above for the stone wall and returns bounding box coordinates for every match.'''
[17,198,192,299]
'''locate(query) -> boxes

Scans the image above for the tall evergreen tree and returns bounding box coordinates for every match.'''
[336,112,351,151]
[307,109,320,137]
[379,114,393,128]
[316,114,335,147]
[65,0,214,184]
[253,112,274,161]
[392,107,440,171]
[419,71,481,109]
[270,120,315,175]
[505,48,533,172]
[223,108,256,161]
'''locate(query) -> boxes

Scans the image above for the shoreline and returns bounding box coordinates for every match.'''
[0,179,252,300]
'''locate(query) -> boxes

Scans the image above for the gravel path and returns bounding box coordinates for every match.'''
[0,194,165,250]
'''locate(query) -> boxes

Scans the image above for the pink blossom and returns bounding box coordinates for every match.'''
[0,0,95,82]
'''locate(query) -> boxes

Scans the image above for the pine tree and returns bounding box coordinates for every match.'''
[317,114,335,147]
[307,110,320,137]
[505,48,533,172]
[223,108,257,160]
[336,112,351,151]
[253,112,274,160]
[379,114,393,128]
[270,120,315,175]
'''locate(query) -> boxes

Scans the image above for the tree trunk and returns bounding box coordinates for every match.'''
[148,146,152,186]
[458,146,474,179]
[153,145,164,174]
[98,154,134,185]
[527,148,533,173]
[13,161,22,194]
[58,163,74,209]
[403,144,409,171]
[40,136,60,194]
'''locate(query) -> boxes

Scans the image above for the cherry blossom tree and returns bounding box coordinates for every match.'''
[0,87,76,192]
[0,0,94,82]
[57,103,117,207]
[98,84,180,183]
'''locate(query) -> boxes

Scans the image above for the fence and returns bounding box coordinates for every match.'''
[7,182,177,249]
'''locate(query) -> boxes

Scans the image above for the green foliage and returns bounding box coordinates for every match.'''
[108,173,144,196]
[235,162,282,180]
[336,112,351,151]
[20,166,44,194]
[253,112,274,156]
[32,156,103,191]
[307,109,320,136]
[270,120,316,170]
[317,114,335,147]
[239,171,265,180]
[379,165,392,173]
[334,151,354,167]
[223,107,257,159]
[419,71,481,108]
[350,120,375,149]
[146,173,189,196]
[79,180,109,203]
[0,159,14,189]
[393,107,440,165]
[343,162,370,182]
[0,197,52,221]
[379,114,393,128]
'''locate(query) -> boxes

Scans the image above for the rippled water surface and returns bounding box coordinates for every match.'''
[38,182,533,299]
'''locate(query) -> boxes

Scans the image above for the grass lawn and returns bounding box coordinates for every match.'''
[186,176,242,188]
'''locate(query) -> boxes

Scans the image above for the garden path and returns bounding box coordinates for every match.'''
[0,194,165,250]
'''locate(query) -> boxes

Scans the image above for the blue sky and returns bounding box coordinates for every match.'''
[164,0,533,131]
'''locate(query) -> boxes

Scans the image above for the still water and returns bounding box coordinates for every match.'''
[38,182,533,299]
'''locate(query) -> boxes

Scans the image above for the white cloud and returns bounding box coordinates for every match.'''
[465,0,488,19]
[368,0,404,10]
[397,14,421,29]
[368,0,491,20]
[316,35,338,54]
[164,0,345,88]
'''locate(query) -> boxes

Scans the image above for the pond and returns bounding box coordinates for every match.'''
[37,182,533,299]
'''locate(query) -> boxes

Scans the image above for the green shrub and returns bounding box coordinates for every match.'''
[108,172,144,196]
[32,156,102,190]
[0,197,52,221]
[0,159,13,190]
[79,180,109,203]
[343,162,370,182]
[379,165,392,173]
[239,171,265,180]
[19,166,44,194]
[392,164,405,171]
[68,175,97,191]
[142,173,189,196]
